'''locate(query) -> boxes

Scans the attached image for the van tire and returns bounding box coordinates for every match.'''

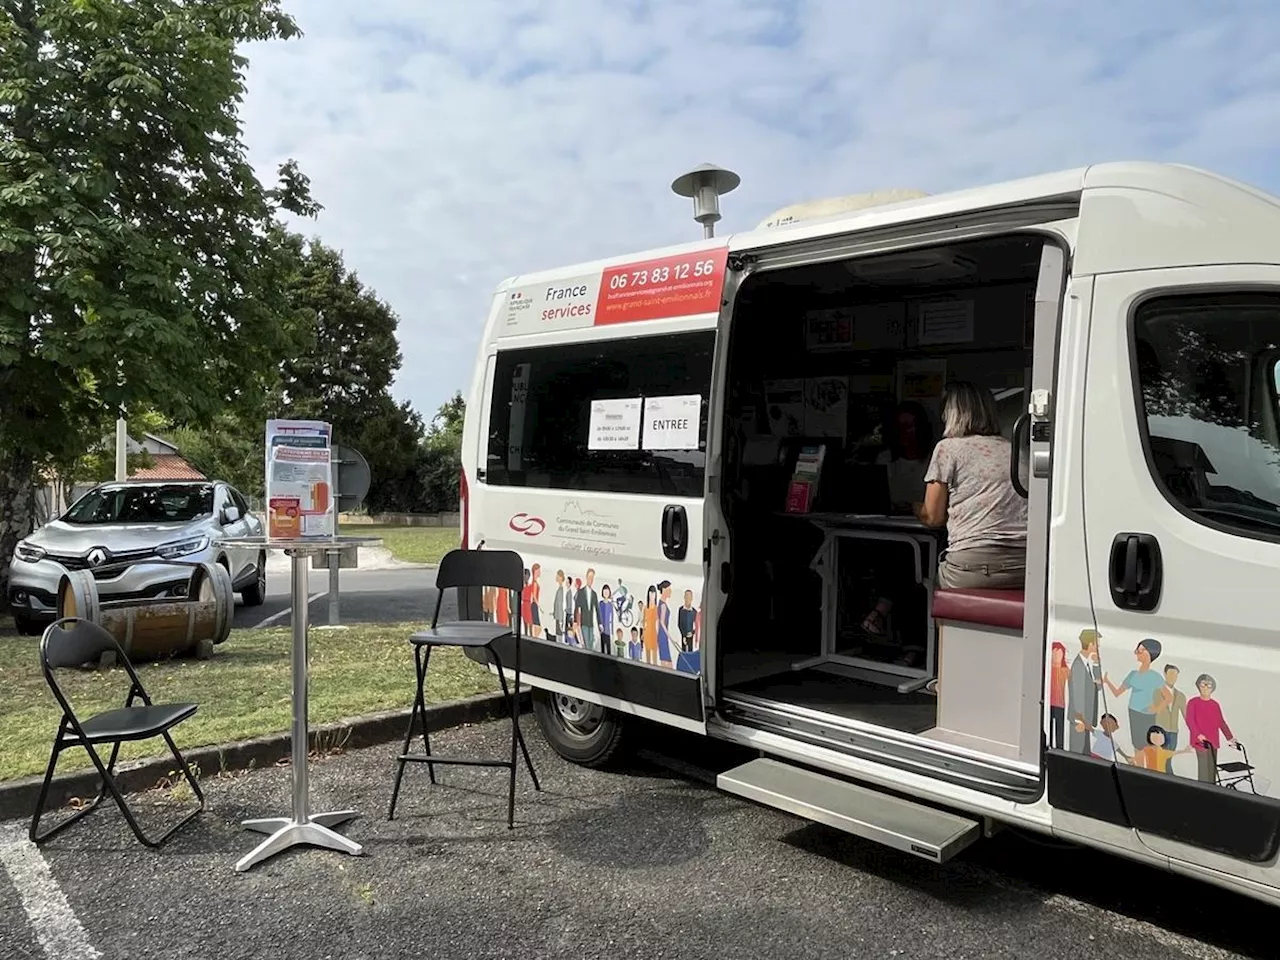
[531,688,627,768]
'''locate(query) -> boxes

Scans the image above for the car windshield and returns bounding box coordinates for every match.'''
[63,484,215,525]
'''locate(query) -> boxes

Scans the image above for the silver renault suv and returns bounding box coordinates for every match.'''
[8,480,267,635]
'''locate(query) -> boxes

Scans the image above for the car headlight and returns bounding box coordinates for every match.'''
[14,540,46,563]
[156,535,210,560]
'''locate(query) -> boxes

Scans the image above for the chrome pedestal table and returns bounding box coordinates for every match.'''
[216,535,382,872]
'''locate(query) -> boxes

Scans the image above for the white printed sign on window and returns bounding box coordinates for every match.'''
[643,395,702,450]
[917,299,975,345]
[507,363,531,471]
[588,398,642,450]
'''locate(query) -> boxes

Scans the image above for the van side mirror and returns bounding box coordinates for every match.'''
[221,506,241,525]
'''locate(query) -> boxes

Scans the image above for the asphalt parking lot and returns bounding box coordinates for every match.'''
[0,720,1272,960]
[233,567,442,630]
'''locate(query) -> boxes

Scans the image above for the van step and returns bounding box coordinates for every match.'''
[717,758,981,863]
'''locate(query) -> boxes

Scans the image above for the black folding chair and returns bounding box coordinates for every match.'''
[388,548,541,827]
[30,617,204,847]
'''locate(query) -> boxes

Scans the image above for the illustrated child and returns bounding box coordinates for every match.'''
[1132,725,1192,773]
[629,626,641,661]
[615,627,626,658]
[1074,713,1130,763]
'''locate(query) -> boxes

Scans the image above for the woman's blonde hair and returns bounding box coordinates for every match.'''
[940,380,1001,439]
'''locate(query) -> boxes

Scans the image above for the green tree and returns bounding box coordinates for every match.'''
[272,233,428,513]
[167,414,263,499]
[0,0,315,606]
[418,392,465,513]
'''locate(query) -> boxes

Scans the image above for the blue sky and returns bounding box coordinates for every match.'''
[240,0,1280,421]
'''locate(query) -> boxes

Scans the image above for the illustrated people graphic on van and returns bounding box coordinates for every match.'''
[1153,664,1188,765]
[565,577,582,645]
[530,564,543,637]
[494,580,511,627]
[1103,638,1164,751]
[914,381,1028,590]
[1048,641,1069,750]
[575,568,599,652]
[656,580,674,668]
[1133,725,1191,773]
[614,627,626,657]
[551,570,566,642]
[598,583,615,652]
[1187,673,1237,784]
[614,578,634,627]
[521,566,542,638]
[679,589,697,653]
[1074,713,1129,763]
[1068,629,1102,755]
[861,401,936,646]
[642,586,659,666]
[629,625,641,661]
[695,592,703,650]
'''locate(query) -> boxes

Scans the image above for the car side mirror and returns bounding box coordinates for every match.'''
[222,506,241,525]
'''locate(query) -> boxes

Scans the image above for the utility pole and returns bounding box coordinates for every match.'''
[115,416,128,481]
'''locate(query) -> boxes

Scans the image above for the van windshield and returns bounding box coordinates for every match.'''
[63,484,215,525]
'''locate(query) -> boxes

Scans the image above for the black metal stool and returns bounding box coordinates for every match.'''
[388,548,540,826]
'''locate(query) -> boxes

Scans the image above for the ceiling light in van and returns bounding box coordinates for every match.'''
[756,189,930,230]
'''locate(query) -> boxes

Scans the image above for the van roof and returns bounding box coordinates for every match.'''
[497,161,1280,291]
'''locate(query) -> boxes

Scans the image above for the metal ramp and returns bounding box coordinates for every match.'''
[717,758,981,863]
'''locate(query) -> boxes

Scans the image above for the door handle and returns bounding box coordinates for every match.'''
[1010,413,1031,498]
[1109,532,1163,612]
[662,505,688,561]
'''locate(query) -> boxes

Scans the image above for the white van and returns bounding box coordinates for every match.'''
[459,162,1280,906]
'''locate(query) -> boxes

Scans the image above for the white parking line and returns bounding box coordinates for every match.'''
[0,824,100,959]
[251,591,327,629]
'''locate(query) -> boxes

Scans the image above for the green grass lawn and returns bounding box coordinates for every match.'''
[0,622,496,782]
[357,525,459,565]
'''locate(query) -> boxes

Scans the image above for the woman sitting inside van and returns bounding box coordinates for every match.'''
[917,380,1027,588]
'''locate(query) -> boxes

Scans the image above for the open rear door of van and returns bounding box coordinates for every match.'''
[468,243,731,734]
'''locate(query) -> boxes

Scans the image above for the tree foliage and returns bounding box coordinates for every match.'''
[419,392,464,513]
[0,0,315,601]
[169,232,458,514]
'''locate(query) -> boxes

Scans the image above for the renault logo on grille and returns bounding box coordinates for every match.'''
[86,548,108,567]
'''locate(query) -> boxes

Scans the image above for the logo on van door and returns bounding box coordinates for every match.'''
[508,513,546,536]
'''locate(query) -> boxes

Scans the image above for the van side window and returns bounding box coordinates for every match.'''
[487,331,715,496]
[1133,292,1280,539]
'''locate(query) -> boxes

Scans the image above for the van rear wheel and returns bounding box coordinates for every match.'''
[531,689,626,768]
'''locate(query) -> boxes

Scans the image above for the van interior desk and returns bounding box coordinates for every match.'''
[779,512,942,694]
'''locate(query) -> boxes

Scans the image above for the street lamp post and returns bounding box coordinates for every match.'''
[671,163,741,239]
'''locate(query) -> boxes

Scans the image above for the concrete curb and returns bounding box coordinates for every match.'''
[0,688,530,823]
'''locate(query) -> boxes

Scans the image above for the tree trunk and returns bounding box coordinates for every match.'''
[0,452,38,614]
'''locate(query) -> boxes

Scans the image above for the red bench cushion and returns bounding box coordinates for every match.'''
[932,589,1025,631]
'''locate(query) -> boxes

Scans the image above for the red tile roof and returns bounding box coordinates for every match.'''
[129,454,206,481]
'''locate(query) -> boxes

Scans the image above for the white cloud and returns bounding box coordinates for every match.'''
[239,0,1280,419]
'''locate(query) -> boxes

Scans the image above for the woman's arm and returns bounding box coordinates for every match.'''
[915,481,948,527]
[1103,675,1126,698]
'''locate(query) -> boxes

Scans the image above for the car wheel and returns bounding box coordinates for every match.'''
[241,552,267,607]
[13,615,43,637]
[531,688,628,768]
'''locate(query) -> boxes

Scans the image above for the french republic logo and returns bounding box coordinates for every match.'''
[508,513,546,537]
